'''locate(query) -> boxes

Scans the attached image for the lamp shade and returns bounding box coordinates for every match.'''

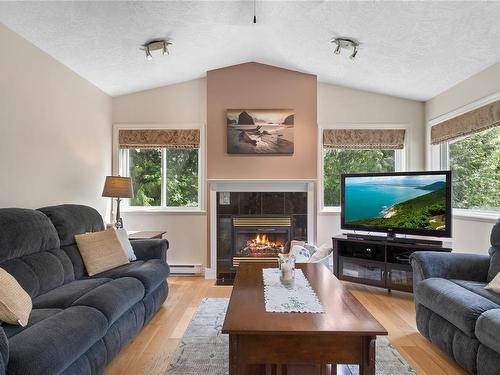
[102,176,133,198]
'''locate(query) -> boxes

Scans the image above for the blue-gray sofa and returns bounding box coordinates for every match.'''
[410,219,500,375]
[0,205,169,375]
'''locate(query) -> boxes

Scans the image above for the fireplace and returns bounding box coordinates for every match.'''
[232,217,291,266]
[215,191,307,284]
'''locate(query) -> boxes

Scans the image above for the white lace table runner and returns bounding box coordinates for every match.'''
[262,268,324,313]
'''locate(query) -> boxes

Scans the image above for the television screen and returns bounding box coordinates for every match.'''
[341,171,452,237]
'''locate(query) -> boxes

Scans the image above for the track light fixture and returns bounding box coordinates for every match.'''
[350,46,358,60]
[141,40,172,60]
[145,46,152,61]
[253,0,257,24]
[331,38,360,60]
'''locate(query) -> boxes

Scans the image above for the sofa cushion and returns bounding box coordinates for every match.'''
[0,208,60,263]
[93,261,144,277]
[93,259,169,294]
[476,309,500,354]
[0,328,7,375]
[415,278,499,336]
[72,277,144,325]
[61,244,87,279]
[38,204,105,247]
[8,306,108,375]
[487,219,500,282]
[1,250,75,299]
[2,308,62,338]
[48,249,75,284]
[33,278,111,309]
[451,279,500,306]
[477,344,500,375]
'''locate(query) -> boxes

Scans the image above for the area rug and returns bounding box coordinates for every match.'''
[166,298,416,375]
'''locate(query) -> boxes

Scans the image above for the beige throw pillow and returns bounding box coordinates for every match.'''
[485,272,500,293]
[75,228,129,276]
[0,268,32,326]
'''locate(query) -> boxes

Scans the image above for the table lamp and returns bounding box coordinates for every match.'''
[102,176,133,229]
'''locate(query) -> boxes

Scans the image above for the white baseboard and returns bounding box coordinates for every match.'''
[170,264,203,275]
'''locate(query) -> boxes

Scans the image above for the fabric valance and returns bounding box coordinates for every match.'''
[323,129,406,150]
[118,129,200,149]
[431,100,500,144]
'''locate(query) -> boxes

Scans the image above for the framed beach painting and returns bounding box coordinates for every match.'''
[226,109,294,154]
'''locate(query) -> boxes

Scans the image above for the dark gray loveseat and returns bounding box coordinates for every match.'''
[410,219,500,375]
[0,205,169,375]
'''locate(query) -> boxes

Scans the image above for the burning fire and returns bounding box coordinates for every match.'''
[242,233,285,256]
[254,233,269,244]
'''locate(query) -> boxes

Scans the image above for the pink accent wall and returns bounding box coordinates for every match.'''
[207,62,318,179]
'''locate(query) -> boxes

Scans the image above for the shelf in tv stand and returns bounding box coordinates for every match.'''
[332,234,452,293]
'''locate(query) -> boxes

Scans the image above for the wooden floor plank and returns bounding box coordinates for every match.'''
[103,276,467,375]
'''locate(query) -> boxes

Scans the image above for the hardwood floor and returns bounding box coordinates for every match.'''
[103,276,468,375]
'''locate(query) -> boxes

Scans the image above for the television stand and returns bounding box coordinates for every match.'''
[345,233,443,246]
[333,234,452,292]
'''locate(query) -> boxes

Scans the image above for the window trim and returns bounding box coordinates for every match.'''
[435,129,499,218]
[428,91,500,218]
[318,123,409,213]
[113,123,205,213]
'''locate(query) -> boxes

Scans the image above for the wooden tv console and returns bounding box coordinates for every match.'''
[332,234,452,293]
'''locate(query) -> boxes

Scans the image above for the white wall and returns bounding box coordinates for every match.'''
[112,79,207,267]
[0,24,111,215]
[111,66,499,263]
[113,78,427,265]
[425,61,500,254]
[316,83,426,246]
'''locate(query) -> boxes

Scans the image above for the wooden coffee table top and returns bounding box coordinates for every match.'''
[222,263,387,336]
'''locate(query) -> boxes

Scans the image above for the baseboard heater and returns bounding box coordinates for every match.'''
[169,264,203,275]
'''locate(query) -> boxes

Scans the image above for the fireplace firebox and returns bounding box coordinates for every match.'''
[232,217,291,265]
[216,192,307,284]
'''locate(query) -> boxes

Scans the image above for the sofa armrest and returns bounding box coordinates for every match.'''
[0,327,8,375]
[131,239,169,262]
[410,251,490,285]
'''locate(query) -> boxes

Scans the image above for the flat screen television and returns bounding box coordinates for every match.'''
[341,171,452,238]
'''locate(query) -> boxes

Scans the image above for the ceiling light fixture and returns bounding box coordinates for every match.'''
[331,38,360,60]
[350,46,358,60]
[253,0,257,24]
[145,45,152,61]
[141,40,172,61]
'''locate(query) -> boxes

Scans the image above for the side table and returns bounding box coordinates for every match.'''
[128,231,166,240]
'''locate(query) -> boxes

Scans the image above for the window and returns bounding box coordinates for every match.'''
[431,98,499,213]
[321,128,406,208]
[323,149,397,207]
[128,148,161,206]
[121,148,200,208]
[117,127,201,210]
[446,127,499,211]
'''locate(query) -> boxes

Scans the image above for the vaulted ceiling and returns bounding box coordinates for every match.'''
[1,1,499,100]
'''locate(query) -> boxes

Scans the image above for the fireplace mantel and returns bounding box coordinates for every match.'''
[208,179,316,192]
[205,179,316,280]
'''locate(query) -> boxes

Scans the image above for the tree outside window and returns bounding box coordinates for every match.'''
[166,148,199,207]
[323,149,396,207]
[448,126,500,211]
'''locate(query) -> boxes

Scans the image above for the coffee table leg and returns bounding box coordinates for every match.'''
[229,334,239,375]
[360,336,376,375]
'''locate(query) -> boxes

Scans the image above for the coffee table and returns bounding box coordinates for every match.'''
[222,263,387,375]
